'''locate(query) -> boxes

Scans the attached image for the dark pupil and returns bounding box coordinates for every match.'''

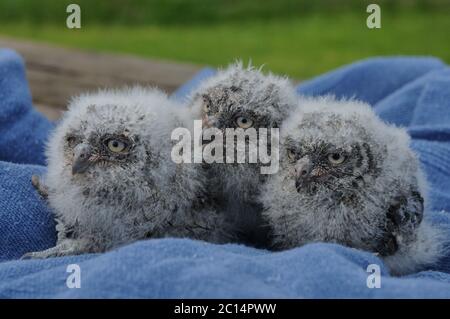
[112,141,119,148]
[241,118,247,123]
[332,153,341,160]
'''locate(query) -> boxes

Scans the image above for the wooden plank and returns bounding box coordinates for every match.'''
[34,103,63,121]
[0,37,202,115]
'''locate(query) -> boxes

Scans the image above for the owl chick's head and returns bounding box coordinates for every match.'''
[45,87,189,203]
[189,62,297,132]
[279,97,417,200]
[61,104,142,177]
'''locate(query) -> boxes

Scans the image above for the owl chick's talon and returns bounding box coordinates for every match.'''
[20,252,36,260]
[21,248,61,259]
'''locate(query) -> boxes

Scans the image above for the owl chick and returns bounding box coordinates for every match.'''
[260,96,445,275]
[188,62,297,247]
[24,87,232,258]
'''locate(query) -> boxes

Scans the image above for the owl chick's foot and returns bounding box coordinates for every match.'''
[31,174,49,199]
[21,239,89,259]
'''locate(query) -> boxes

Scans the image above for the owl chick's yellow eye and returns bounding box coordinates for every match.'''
[287,149,297,161]
[203,103,210,113]
[328,153,346,165]
[107,139,126,153]
[236,116,253,129]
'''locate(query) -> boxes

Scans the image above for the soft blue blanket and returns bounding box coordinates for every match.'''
[1,49,449,298]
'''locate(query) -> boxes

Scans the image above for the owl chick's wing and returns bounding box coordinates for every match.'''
[378,189,424,256]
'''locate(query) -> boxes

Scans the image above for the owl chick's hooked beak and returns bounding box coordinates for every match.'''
[294,156,313,191]
[72,143,93,175]
[293,156,328,192]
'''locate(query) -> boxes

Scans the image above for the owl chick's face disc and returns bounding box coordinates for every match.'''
[281,113,381,198]
[65,131,138,175]
[197,86,278,131]
[194,85,282,168]
[60,104,148,181]
[283,140,357,194]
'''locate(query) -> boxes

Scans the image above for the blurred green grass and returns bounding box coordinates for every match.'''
[0,0,449,78]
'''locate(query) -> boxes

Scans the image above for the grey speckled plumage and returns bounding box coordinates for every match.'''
[260,96,446,275]
[188,62,298,248]
[24,87,233,258]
